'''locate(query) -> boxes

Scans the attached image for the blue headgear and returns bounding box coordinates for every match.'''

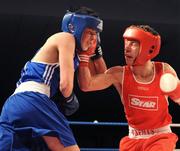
[61,12,103,51]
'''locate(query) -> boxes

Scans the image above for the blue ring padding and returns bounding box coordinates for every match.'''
[80,148,119,151]
[69,121,128,126]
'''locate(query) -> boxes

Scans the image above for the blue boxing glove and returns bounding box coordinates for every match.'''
[61,92,79,116]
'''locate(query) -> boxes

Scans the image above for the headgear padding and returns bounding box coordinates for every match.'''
[123,26,161,65]
[61,12,103,51]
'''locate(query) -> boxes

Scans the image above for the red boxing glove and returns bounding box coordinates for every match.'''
[78,41,96,67]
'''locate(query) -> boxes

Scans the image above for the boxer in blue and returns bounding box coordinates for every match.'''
[0,6,106,151]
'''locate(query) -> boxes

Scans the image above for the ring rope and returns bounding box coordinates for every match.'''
[69,121,128,126]
[69,121,180,127]
[80,148,119,151]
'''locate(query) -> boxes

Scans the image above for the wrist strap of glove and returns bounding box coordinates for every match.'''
[64,92,74,103]
[78,54,90,67]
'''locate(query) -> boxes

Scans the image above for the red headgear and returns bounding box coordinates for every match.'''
[123,26,161,65]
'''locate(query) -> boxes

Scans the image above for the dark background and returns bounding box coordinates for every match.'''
[0,0,180,149]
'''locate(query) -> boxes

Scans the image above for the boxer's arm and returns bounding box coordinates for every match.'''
[57,33,75,98]
[92,57,107,73]
[77,51,118,91]
[78,65,116,91]
[34,32,75,98]
[90,35,107,74]
[170,83,180,105]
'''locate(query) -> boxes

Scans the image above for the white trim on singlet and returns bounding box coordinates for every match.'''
[130,62,156,84]
[43,64,59,85]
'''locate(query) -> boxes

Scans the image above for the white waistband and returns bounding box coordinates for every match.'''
[13,81,50,97]
[128,125,172,139]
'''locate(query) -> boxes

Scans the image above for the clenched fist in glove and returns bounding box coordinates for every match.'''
[61,92,79,116]
[77,42,96,67]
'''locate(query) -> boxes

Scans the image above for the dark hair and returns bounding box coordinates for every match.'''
[131,25,159,36]
[67,6,99,18]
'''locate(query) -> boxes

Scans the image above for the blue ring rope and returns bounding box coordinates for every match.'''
[69,121,180,127]
[80,148,119,151]
[69,121,128,126]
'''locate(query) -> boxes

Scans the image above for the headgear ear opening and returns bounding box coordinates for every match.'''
[149,49,154,54]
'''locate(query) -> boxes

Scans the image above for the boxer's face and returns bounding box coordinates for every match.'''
[124,39,140,65]
[81,28,97,51]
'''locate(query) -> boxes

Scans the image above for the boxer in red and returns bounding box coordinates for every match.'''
[78,25,179,151]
